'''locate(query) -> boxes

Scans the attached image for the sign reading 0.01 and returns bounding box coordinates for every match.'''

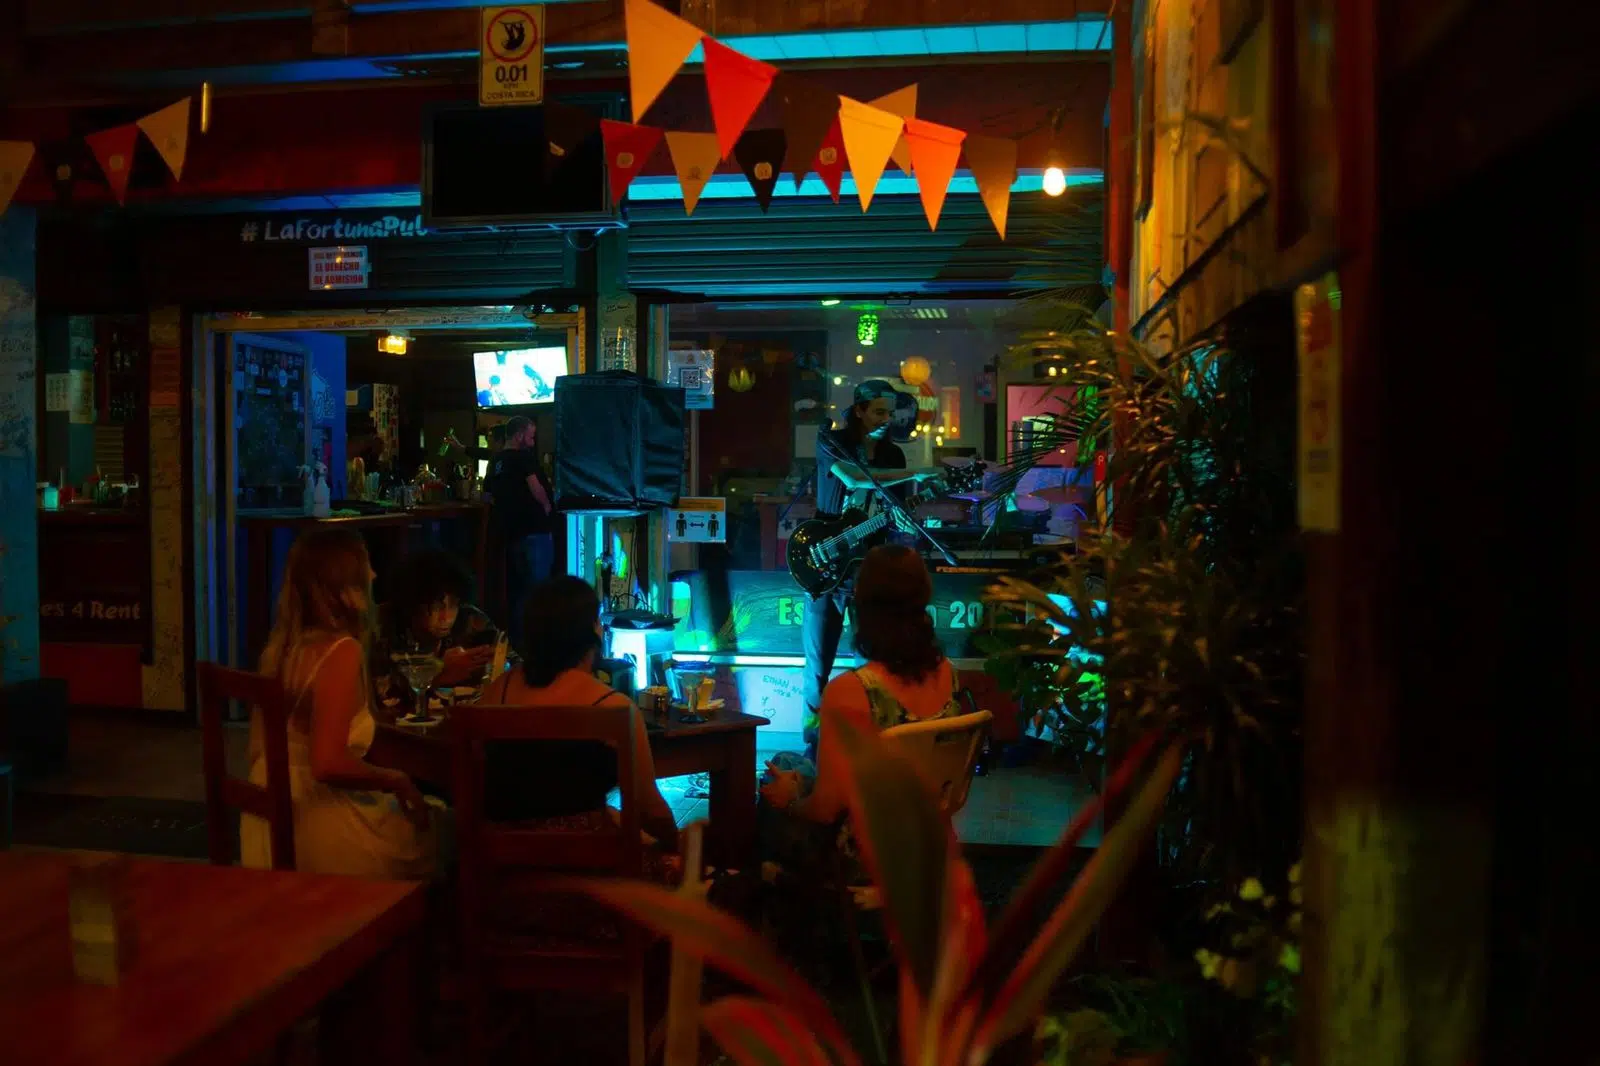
[479,5,546,107]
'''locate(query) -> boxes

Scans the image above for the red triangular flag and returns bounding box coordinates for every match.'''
[84,123,141,205]
[599,119,664,206]
[702,38,777,160]
[813,117,846,204]
[903,118,966,231]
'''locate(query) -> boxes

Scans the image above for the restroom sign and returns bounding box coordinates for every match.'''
[479,5,545,107]
[308,246,370,290]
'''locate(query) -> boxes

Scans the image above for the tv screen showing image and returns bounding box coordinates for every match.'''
[474,347,568,407]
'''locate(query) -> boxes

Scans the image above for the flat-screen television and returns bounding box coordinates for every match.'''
[423,104,617,228]
[475,347,568,407]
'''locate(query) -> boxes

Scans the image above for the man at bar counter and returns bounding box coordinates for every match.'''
[486,415,555,648]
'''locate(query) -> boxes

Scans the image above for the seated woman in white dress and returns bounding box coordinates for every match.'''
[240,527,438,878]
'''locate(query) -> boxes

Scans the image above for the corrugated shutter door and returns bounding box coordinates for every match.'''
[625,188,1101,297]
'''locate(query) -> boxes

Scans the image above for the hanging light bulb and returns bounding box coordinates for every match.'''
[855,354,864,364]
[1043,164,1068,197]
[379,332,408,355]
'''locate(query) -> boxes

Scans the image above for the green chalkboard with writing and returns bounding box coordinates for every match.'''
[233,335,309,509]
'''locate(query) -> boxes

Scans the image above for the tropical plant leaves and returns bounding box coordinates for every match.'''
[559,879,860,1066]
[827,705,954,1001]
[701,997,835,1066]
[971,744,1186,1054]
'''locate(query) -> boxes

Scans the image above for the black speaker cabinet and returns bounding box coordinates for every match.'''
[554,371,686,512]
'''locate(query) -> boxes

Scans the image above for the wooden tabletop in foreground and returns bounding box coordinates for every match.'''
[0,852,426,1066]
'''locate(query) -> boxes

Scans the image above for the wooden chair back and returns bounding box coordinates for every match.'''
[880,710,993,816]
[196,663,295,870]
[451,702,657,1065]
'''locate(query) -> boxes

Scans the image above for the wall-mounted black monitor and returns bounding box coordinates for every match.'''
[422,104,620,230]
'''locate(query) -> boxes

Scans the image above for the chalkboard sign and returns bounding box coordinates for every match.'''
[233,335,309,508]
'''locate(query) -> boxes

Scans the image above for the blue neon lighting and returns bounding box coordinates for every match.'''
[132,170,1101,216]
[625,168,1102,203]
[678,19,1109,64]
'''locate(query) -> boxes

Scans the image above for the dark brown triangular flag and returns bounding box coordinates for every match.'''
[544,100,601,179]
[733,128,786,213]
[775,73,841,189]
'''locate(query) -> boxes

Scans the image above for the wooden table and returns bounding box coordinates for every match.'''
[371,709,769,866]
[0,852,427,1066]
[239,504,489,662]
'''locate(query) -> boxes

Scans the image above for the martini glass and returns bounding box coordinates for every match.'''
[392,642,444,722]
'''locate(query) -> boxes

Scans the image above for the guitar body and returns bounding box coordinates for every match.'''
[786,510,880,598]
[786,461,985,597]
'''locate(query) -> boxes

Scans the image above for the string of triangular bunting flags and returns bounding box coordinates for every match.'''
[606,0,1022,237]
[0,96,194,219]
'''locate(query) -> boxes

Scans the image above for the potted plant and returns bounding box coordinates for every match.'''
[567,709,1184,1066]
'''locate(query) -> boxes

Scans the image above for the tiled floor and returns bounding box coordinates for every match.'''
[18,715,1092,848]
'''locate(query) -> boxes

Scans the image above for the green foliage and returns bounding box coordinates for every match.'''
[1192,863,1301,1066]
[982,317,1304,887]
[569,711,1184,1066]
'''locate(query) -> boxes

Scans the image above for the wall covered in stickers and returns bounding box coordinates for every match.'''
[0,207,39,685]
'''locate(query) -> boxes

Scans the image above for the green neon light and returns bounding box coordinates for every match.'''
[857,313,880,347]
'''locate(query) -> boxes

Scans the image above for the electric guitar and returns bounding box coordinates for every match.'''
[786,462,986,597]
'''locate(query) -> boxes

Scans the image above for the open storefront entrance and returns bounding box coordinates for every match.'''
[190,306,587,674]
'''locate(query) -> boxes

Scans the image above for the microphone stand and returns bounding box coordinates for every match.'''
[854,448,960,567]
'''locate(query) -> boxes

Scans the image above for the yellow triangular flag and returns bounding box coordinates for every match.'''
[963,134,1017,240]
[136,98,192,182]
[837,97,904,212]
[665,131,721,217]
[870,84,918,175]
[625,0,706,124]
[0,141,36,218]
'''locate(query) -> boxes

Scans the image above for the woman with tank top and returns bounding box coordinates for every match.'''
[482,576,680,856]
[758,545,963,876]
[239,529,437,878]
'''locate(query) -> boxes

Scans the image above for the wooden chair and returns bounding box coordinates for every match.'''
[452,703,665,1066]
[879,710,994,816]
[197,663,295,871]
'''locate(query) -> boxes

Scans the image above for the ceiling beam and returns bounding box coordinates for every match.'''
[21,0,1111,78]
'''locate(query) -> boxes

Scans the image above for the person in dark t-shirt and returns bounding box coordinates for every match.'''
[486,415,555,647]
[802,380,939,758]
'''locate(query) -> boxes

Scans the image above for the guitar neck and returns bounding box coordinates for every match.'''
[841,483,940,546]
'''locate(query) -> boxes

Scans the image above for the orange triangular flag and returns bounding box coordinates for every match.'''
[665,131,721,216]
[84,123,141,205]
[0,141,35,218]
[963,134,1017,240]
[136,98,192,182]
[903,118,966,231]
[870,84,918,175]
[600,119,664,206]
[837,97,904,212]
[625,0,705,124]
[702,38,777,160]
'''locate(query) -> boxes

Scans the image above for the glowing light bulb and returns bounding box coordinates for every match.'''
[1047,365,1058,376]
[833,376,844,386]
[1043,166,1067,197]
[855,354,864,364]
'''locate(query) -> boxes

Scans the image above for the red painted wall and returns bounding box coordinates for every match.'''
[39,643,146,709]
[4,62,1108,206]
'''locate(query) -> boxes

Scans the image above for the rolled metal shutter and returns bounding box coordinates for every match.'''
[624,187,1102,298]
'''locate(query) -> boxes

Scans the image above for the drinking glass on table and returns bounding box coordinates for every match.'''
[392,639,444,722]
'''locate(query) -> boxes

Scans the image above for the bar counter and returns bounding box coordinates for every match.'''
[238,503,490,662]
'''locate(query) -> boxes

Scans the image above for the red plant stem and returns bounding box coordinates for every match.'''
[960,728,1163,1006]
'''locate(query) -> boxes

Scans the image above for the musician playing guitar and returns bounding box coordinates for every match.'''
[800,380,945,760]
